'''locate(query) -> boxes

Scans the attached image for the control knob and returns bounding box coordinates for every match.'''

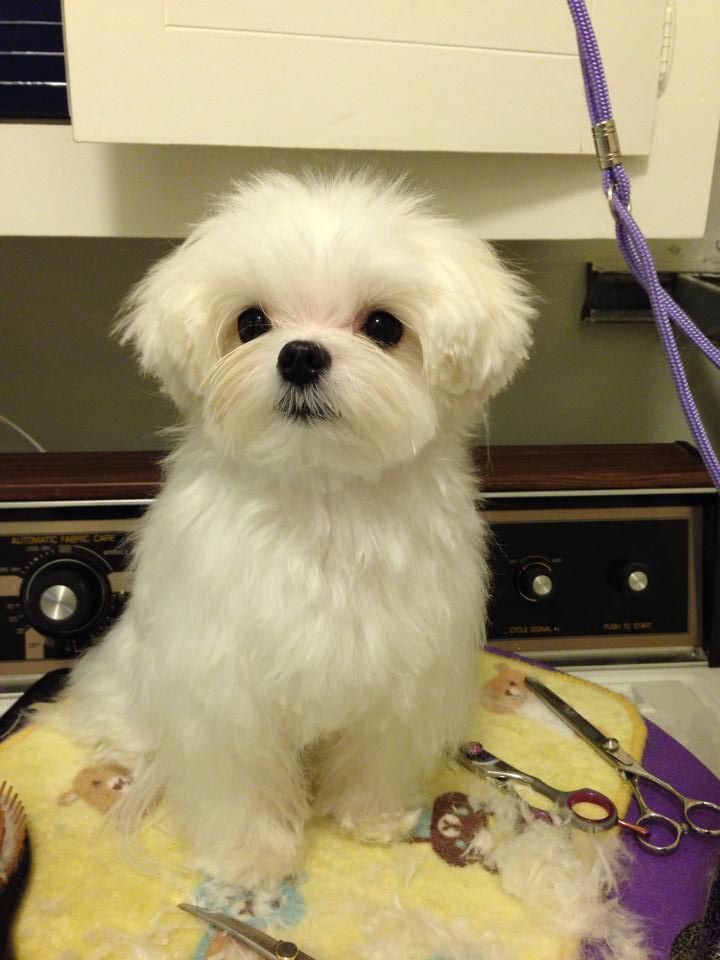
[616,562,650,596]
[517,559,556,602]
[22,558,110,636]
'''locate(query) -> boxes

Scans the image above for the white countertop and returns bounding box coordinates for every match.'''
[566,662,720,777]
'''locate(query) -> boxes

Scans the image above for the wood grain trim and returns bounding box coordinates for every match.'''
[0,452,163,502]
[476,443,712,492]
[0,443,712,502]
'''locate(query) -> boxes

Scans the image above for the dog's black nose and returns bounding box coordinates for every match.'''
[277,340,331,386]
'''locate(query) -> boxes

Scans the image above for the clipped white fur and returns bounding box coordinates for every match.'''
[360,905,511,960]
[48,171,535,887]
[465,782,649,960]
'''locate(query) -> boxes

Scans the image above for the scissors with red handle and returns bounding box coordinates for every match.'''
[457,740,647,836]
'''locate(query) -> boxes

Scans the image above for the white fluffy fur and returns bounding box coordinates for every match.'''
[465,783,648,960]
[52,171,534,887]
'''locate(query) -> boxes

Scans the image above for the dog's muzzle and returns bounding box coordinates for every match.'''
[277,340,331,387]
[276,340,335,422]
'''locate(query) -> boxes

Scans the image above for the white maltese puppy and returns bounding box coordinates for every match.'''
[56,171,533,887]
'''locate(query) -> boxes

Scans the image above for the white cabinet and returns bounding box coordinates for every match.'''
[1,2,719,239]
[63,0,665,156]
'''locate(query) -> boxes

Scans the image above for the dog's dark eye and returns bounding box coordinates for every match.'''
[363,310,403,348]
[237,306,271,343]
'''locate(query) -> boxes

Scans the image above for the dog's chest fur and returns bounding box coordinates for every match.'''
[128,433,484,739]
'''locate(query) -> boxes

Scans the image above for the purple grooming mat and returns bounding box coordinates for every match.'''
[614,720,720,958]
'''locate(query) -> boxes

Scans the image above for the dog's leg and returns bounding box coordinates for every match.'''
[162,727,310,889]
[314,717,437,843]
[314,663,474,844]
[37,617,155,768]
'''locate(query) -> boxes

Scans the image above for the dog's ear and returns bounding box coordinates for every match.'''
[417,232,535,403]
[114,236,215,412]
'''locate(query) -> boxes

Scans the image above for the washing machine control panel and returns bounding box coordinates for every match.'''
[0,515,140,675]
[486,505,700,660]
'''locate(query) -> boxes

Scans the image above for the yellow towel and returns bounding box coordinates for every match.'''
[1,652,645,960]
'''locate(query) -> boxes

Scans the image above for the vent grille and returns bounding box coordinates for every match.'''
[0,0,69,120]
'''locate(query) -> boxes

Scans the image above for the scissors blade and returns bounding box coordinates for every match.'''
[179,903,314,960]
[524,677,615,753]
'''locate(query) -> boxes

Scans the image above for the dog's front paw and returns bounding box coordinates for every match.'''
[338,808,422,844]
[193,831,303,890]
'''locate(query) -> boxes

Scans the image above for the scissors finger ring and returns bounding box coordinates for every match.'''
[683,798,720,836]
[633,811,686,854]
[563,788,648,836]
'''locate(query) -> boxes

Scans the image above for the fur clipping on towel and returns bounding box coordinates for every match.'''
[360,905,512,960]
[464,781,648,960]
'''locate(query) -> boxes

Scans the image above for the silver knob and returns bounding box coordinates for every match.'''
[529,573,553,598]
[626,569,649,593]
[22,558,110,636]
[39,584,79,622]
[517,561,555,602]
[614,562,651,596]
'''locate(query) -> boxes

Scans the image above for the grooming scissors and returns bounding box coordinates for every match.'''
[525,676,720,854]
[457,741,647,836]
[179,903,317,960]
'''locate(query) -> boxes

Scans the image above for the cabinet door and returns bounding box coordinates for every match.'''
[63,0,665,154]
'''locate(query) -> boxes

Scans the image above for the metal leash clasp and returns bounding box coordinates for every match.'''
[592,117,631,219]
[592,118,623,170]
[606,180,631,220]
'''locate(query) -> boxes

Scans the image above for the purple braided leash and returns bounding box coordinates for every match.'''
[566,0,720,490]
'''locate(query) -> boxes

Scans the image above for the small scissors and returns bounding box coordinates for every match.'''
[457,741,647,836]
[179,903,317,960]
[525,676,720,854]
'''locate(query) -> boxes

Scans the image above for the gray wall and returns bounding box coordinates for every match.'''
[2,232,717,454]
[1,237,175,452]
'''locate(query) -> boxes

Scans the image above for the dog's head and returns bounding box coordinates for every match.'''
[119,172,533,476]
